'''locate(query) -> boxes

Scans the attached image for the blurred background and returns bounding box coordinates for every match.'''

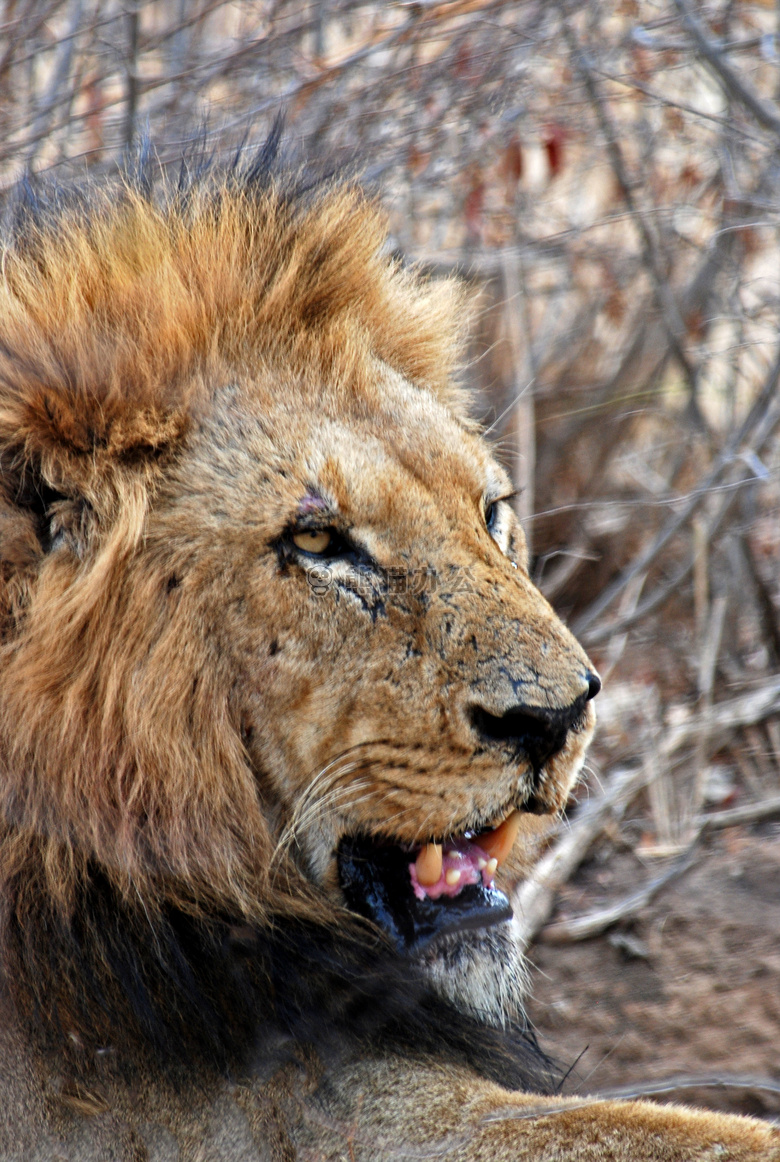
[2,0,779,1119]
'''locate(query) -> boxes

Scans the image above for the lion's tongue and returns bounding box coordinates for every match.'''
[410,840,492,901]
[411,811,522,901]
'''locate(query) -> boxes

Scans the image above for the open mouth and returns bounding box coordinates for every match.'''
[337,811,523,955]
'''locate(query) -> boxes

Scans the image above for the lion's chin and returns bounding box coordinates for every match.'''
[418,922,530,1028]
[337,834,528,1030]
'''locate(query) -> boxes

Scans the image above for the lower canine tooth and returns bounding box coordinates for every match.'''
[478,809,523,866]
[416,842,443,886]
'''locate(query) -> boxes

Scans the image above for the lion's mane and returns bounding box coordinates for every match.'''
[0,141,556,1093]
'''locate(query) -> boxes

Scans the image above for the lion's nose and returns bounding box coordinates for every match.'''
[470,672,598,773]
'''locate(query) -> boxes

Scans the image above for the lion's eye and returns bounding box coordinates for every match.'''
[292,529,334,555]
[484,501,499,533]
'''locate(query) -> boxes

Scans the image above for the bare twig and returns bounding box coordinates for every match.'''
[560,11,700,404]
[539,850,696,944]
[124,2,140,150]
[698,794,780,833]
[595,1074,780,1102]
[540,784,780,945]
[576,343,780,641]
[24,0,85,168]
[513,764,654,948]
[674,0,780,139]
[516,676,780,947]
[501,249,536,550]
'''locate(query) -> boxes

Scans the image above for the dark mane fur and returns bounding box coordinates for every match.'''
[1,841,559,1095]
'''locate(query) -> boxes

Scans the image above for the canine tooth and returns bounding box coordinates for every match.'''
[485,857,498,877]
[478,810,523,866]
[415,843,443,886]
[445,868,461,886]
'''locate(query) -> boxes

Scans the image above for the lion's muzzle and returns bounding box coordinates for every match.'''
[335,671,601,955]
[469,669,601,776]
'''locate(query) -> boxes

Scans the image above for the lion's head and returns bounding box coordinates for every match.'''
[0,149,598,1088]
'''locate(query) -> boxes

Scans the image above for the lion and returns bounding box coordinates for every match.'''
[0,144,776,1161]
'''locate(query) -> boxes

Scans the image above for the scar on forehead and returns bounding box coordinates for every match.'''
[298,490,331,516]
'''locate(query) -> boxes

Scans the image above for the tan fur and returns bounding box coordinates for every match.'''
[0,166,776,1159]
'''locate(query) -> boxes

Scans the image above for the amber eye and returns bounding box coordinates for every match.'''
[292,529,333,555]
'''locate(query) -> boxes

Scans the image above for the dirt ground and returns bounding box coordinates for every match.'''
[526,826,780,1121]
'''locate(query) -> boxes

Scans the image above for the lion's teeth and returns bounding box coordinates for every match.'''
[478,809,523,866]
[445,868,461,886]
[415,842,443,886]
[477,857,487,870]
[485,857,498,877]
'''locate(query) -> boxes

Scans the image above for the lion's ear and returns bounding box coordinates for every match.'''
[2,378,190,467]
[0,455,65,554]
[0,188,197,569]
[0,452,100,584]
[0,443,94,639]
[0,458,57,637]
[0,385,185,559]
[0,377,190,646]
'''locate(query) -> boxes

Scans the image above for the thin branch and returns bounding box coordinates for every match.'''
[516,676,780,948]
[575,341,780,638]
[674,0,780,140]
[124,2,140,150]
[540,787,780,944]
[560,10,701,404]
[595,1074,780,1102]
[24,0,85,168]
[539,851,696,944]
[698,793,780,833]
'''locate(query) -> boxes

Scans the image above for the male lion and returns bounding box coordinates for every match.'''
[0,145,776,1161]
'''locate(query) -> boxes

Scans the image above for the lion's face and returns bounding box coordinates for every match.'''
[0,174,597,1047]
[145,361,598,1018]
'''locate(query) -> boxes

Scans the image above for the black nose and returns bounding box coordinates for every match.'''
[470,690,590,773]
[586,671,601,700]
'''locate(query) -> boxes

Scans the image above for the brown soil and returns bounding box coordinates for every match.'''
[526,826,780,1120]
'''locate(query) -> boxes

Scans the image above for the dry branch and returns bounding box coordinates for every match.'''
[674,0,780,139]
[538,788,780,945]
[561,11,699,402]
[595,1075,780,1103]
[697,794,780,833]
[576,344,780,643]
[538,851,696,945]
[515,676,780,948]
[513,764,653,948]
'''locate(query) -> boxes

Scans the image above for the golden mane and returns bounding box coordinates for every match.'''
[0,162,465,910]
[0,171,463,477]
[0,157,535,1083]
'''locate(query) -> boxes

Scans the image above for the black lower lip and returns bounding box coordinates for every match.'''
[337,836,513,955]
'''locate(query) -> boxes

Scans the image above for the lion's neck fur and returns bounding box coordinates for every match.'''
[0,829,558,1096]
